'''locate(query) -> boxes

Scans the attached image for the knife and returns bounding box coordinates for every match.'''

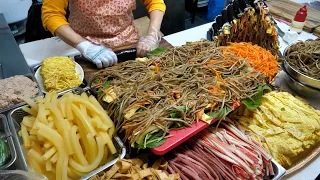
[115,48,137,62]
[75,48,137,63]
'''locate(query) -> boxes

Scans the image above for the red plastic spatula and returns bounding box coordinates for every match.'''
[151,103,241,155]
[150,119,218,155]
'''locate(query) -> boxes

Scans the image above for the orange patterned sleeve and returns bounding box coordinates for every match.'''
[141,0,166,13]
[42,0,69,35]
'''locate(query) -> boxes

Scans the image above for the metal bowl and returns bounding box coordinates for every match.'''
[283,46,320,89]
[282,65,320,97]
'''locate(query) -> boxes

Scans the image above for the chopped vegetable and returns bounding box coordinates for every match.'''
[225,42,279,80]
[0,139,10,167]
[146,48,168,58]
[242,84,272,110]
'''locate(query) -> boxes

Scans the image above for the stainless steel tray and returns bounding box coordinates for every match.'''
[271,159,286,180]
[0,74,42,114]
[7,88,126,179]
[0,114,17,170]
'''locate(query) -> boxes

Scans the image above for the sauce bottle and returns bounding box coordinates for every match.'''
[290,5,307,34]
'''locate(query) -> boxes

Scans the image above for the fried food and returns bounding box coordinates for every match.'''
[89,158,180,180]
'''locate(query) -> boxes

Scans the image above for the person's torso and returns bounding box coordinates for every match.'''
[68,0,139,49]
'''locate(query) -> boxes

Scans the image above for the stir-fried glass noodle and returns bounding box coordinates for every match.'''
[286,40,320,80]
[90,41,267,148]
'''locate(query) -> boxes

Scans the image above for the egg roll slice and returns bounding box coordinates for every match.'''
[258,105,283,127]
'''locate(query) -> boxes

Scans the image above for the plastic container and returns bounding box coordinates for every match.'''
[206,0,226,21]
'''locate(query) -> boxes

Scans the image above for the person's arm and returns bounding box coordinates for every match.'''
[42,0,85,47]
[142,0,166,34]
[42,0,69,35]
[137,0,166,57]
[147,10,164,35]
[55,25,86,48]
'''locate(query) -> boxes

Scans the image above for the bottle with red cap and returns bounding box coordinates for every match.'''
[290,5,308,34]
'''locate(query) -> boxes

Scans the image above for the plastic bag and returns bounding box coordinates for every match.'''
[0,170,48,180]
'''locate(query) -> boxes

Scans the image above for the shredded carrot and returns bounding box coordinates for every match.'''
[232,101,241,110]
[153,62,159,72]
[215,71,223,83]
[224,42,279,81]
[206,59,219,64]
[210,103,217,114]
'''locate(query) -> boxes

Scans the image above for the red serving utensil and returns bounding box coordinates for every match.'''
[151,103,241,155]
[150,119,219,155]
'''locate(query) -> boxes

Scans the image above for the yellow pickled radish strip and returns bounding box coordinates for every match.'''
[70,125,88,166]
[69,136,104,172]
[71,104,97,136]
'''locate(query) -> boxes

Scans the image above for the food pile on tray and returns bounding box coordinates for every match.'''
[90,41,276,150]
[232,91,320,168]
[0,75,39,112]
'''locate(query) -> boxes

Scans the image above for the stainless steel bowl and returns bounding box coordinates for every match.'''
[283,45,320,89]
[282,66,320,97]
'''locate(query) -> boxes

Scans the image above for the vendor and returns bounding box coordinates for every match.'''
[42,0,166,68]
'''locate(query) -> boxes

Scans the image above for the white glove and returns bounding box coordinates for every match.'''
[76,41,117,68]
[137,28,161,57]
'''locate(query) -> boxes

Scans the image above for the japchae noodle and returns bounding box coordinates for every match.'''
[90,41,267,148]
[285,40,320,80]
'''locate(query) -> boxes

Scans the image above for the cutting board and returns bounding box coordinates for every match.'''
[266,0,320,33]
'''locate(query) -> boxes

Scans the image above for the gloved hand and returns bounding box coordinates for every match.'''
[137,29,161,57]
[76,41,117,68]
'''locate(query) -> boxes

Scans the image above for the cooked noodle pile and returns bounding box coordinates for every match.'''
[41,56,82,92]
[285,40,320,80]
[91,41,267,147]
